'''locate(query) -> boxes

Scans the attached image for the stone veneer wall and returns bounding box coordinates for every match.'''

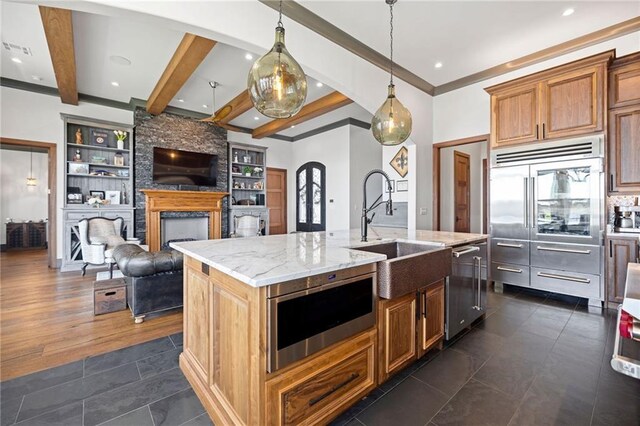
[133,108,229,242]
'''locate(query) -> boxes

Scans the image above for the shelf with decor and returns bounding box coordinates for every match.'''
[228,142,269,235]
[61,114,135,272]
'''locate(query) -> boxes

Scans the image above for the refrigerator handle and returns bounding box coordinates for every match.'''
[523,177,528,228]
[530,177,536,229]
[474,256,482,310]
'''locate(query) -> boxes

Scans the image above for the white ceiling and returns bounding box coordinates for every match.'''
[300,1,640,86]
[2,1,638,138]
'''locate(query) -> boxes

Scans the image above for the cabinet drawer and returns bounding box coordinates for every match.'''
[66,212,96,220]
[101,211,132,220]
[530,242,600,275]
[491,239,529,265]
[492,262,530,287]
[266,330,375,426]
[531,267,600,299]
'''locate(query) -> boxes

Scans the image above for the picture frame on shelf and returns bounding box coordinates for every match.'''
[67,193,83,204]
[90,129,110,147]
[396,180,408,192]
[105,191,121,205]
[89,190,105,200]
[116,169,129,177]
[68,162,89,175]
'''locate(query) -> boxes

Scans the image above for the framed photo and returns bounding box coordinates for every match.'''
[68,162,89,175]
[67,193,84,204]
[89,190,105,200]
[90,129,110,147]
[105,190,121,205]
[386,180,395,193]
[396,180,408,192]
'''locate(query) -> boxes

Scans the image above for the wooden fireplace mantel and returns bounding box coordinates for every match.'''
[141,189,228,252]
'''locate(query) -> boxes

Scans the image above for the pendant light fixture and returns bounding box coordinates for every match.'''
[247,0,307,118]
[26,148,37,187]
[372,0,412,145]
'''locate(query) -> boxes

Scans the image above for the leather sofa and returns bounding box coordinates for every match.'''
[112,244,184,323]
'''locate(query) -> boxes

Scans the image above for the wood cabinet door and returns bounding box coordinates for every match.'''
[377,293,417,383]
[541,64,605,140]
[609,55,640,109]
[418,281,445,358]
[490,82,540,148]
[607,237,639,304]
[608,105,640,193]
[183,259,211,385]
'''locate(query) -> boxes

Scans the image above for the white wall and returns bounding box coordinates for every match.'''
[434,32,640,143]
[349,126,382,228]
[0,87,134,260]
[0,149,49,244]
[440,142,487,233]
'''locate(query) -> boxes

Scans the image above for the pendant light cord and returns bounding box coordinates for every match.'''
[30,149,33,178]
[389,1,394,86]
[277,0,283,27]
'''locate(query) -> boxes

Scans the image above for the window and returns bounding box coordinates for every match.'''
[296,162,326,232]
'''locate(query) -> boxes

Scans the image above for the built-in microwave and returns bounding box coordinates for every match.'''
[266,267,376,373]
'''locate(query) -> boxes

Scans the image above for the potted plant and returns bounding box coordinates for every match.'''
[243,166,253,176]
[113,130,127,150]
[253,167,263,177]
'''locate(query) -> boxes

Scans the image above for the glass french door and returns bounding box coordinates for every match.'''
[296,162,326,232]
[530,158,602,245]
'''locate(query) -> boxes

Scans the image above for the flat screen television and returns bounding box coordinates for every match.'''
[152,147,218,186]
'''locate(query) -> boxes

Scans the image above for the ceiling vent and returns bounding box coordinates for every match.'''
[2,42,33,56]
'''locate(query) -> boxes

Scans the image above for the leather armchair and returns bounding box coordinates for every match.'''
[78,217,126,277]
[113,244,184,323]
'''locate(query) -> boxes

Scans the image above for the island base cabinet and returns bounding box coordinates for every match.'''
[377,293,417,383]
[417,280,445,359]
[265,329,376,426]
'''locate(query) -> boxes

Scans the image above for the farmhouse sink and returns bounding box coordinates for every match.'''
[351,242,452,299]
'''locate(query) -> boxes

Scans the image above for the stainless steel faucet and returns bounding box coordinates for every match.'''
[361,169,394,242]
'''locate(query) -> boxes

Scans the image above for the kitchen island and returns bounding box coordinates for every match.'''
[171,228,485,425]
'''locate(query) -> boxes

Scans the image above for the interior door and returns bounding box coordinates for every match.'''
[530,158,602,245]
[490,165,530,240]
[267,167,287,235]
[296,162,326,232]
[454,151,471,233]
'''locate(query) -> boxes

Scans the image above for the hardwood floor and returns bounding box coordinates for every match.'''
[0,250,182,380]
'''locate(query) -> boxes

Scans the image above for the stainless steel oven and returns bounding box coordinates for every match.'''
[266,268,376,373]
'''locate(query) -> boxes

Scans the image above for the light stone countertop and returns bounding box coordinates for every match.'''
[171,227,487,287]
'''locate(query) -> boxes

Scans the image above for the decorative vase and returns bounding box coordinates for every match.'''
[117,139,124,150]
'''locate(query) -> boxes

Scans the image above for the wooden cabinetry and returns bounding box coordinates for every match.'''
[607,236,639,304]
[417,280,445,358]
[5,222,47,250]
[377,292,416,383]
[487,51,612,149]
[608,53,640,193]
[377,280,445,383]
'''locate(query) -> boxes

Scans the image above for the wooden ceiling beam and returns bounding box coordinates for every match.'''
[215,90,253,124]
[39,6,78,105]
[252,91,352,139]
[147,34,216,115]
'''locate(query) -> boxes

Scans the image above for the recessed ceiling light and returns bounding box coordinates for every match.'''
[111,81,120,87]
[202,104,208,108]
[31,75,42,81]
[109,55,132,66]
[316,82,323,88]
[178,98,184,103]
[290,125,295,128]
[11,57,22,64]
[562,8,575,16]
[434,62,443,69]
[254,116,260,120]
[245,53,253,60]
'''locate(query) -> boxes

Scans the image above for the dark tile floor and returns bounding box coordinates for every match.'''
[2,285,638,426]
[331,285,640,426]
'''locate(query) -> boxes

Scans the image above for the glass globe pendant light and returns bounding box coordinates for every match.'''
[247,0,307,119]
[372,0,412,145]
[26,148,37,187]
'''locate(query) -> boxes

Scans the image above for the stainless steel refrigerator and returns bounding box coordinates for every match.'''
[490,135,605,305]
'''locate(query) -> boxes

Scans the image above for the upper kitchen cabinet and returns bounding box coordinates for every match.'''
[486,51,613,149]
[609,52,640,109]
[608,53,640,194]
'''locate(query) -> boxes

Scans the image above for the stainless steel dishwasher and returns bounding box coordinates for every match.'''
[446,241,488,340]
